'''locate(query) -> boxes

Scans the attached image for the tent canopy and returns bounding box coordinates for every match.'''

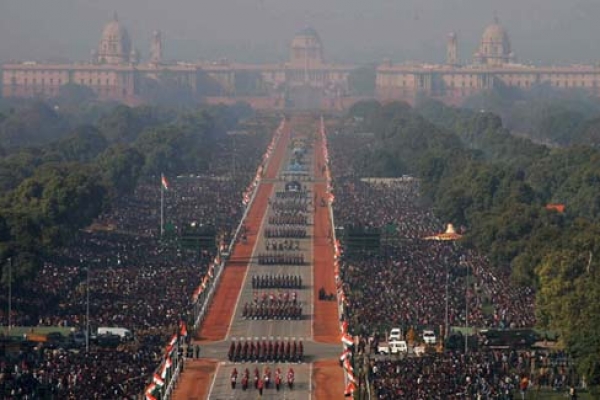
[423,224,462,241]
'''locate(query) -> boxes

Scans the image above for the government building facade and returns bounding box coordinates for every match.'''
[377,18,600,105]
[3,15,600,109]
[1,15,353,109]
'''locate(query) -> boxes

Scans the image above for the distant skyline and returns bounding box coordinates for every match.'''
[2,0,600,66]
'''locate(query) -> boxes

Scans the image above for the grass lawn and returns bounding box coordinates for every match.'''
[1,326,74,339]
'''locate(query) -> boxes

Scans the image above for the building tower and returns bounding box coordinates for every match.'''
[473,17,515,66]
[97,13,131,65]
[290,27,324,67]
[150,30,163,64]
[446,32,458,66]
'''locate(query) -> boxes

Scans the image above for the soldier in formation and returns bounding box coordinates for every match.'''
[264,228,307,238]
[251,274,302,289]
[241,302,302,320]
[264,239,301,250]
[228,340,304,363]
[257,253,304,265]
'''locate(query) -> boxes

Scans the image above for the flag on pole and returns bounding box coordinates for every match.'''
[180,320,188,337]
[339,349,351,362]
[146,383,156,396]
[344,358,354,372]
[341,333,354,347]
[344,381,357,397]
[153,373,165,387]
[161,357,172,379]
[161,174,169,190]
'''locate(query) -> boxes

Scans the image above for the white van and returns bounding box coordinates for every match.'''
[97,327,133,340]
[423,330,437,345]
[377,340,408,355]
[389,328,402,341]
[390,340,408,353]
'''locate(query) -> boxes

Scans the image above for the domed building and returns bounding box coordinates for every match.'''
[473,18,515,66]
[97,13,132,64]
[11,15,600,111]
[290,27,324,67]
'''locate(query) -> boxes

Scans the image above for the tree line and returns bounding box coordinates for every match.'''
[460,82,600,147]
[0,99,255,283]
[346,99,600,392]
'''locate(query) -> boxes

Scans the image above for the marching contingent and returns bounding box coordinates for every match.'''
[228,340,305,363]
[229,366,296,393]
[241,291,303,320]
[251,274,303,289]
[224,127,313,397]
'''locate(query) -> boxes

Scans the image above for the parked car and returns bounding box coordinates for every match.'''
[423,330,437,345]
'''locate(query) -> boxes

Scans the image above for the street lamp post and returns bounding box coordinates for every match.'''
[7,257,12,334]
[445,265,449,339]
[84,260,90,353]
[465,264,469,354]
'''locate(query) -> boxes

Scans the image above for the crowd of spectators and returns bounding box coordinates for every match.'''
[328,147,536,334]
[369,349,576,399]
[329,133,540,397]
[0,130,269,399]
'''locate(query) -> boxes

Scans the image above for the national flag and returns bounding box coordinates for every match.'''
[161,357,172,379]
[165,334,178,353]
[339,349,351,362]
[146,383,157,394]
[341,321,348,334]
[193,286,202,301]
[344,358,354,372]
[344,381,357,397]
[341,333,354,347]
[161,174,169,190]
[146,394,157,400]
[153,373,165,387]
[347,371,356,384]
[180,321,188,337]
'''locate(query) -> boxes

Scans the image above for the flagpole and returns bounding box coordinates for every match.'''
[160,177,165,237]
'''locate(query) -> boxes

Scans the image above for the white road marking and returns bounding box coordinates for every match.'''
[309,362,313,400]
[207,361,222,399]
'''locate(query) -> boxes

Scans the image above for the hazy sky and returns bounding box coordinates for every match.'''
[2,0,600,66]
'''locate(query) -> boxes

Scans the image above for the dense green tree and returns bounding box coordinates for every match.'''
[97,105,166,143]
[50,125,109,162]
[0,101,69,147]
[96,145,145,195]
[54,83,98,109]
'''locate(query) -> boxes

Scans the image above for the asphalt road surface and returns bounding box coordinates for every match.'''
[204,130,339,400]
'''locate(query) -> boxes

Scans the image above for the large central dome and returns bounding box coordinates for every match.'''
[290,26,324,66]
[97,13,132,65]
[481,23,510,49]
[474,18,515,66]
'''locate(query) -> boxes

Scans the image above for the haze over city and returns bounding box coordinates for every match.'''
[2,0,600,65]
